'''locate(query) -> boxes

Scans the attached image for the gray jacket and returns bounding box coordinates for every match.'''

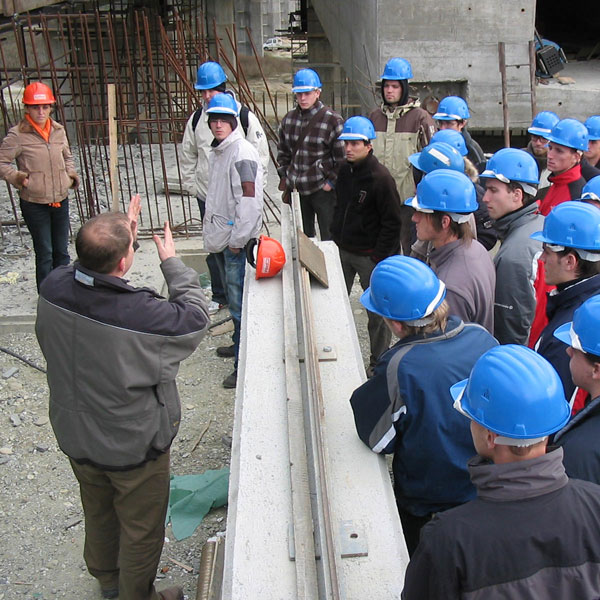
[402,448,600,599]
[492,203,543,344]
[35,257,209,470]
[428,239,496,334]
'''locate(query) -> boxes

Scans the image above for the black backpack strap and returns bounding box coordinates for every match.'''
[191,107,203,132]
[240,105,250,136]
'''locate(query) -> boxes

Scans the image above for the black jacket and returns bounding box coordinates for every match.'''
[555,396,600,485]
[536,275,600,400]
[402,449,600,599]
[331,151,402,261]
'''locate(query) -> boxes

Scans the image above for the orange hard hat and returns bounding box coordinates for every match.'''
[246,235,286,279]
[23,82,56,105]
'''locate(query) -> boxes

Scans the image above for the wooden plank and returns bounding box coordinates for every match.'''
[297,229,329,288]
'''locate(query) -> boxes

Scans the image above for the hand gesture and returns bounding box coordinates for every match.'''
[153,221,176,262]
[127,194,142,242]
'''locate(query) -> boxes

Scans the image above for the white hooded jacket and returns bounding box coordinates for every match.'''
[203,127,263,253]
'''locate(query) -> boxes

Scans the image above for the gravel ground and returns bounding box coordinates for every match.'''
[0,213,370,600]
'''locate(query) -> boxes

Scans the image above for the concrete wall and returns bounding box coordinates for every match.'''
[311,0,537,130]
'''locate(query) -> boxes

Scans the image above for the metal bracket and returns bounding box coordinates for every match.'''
[339,521,368,558]
[317,345,337,362]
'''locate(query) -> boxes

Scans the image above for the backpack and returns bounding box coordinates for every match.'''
[192,104,250,136]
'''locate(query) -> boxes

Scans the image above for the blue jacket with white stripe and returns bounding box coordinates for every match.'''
[350,316,497,516]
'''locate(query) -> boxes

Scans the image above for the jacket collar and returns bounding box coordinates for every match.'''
[73,262,161,297]
[297,99,324,117]
[347,150,376,173]
[554,395,600,442]
[211,127,244,154]
[428,239,463,269]
[493,202,539,240]
[19,117,62,135]
[548,164,582,184]
[468,447,568,501]
[379,97,420,118]
[393,315,464,348]
[547,275,600,319]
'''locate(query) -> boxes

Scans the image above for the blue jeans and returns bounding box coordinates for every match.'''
[214,247,246,367]
[20,198,70,290]
[197,198,227,304]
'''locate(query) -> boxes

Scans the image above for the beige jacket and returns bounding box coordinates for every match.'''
[369,99,434,200]
[0,117,79,204]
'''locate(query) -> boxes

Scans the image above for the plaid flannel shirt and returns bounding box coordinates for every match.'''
[277,100,345,196]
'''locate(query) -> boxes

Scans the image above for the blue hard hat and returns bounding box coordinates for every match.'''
[545,118,589,152]
[528,111,560,137]
[554,295,600,356]
[433,96,470,121]
[585,116,600,141]
[339,116,376,141]
[361,256,446,322]
[531,201,600,250]
[431,129,468,156]
[480,148,540,186]
[582,175,600,201]
[409,142,465,174]
[292,68,322,92]
[206,93,239,116]
[380,57,413,81]
[405,169,477,218]
[451,345,570,440]
[195,61,227,90]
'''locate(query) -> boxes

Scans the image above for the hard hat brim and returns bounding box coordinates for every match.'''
[530,230,552,244]
[527,127,552,137]
[553,322,575,347]
[339,133,372,141]
[360,287,384,317]
[292,86,319,93]
[408,153,422,170]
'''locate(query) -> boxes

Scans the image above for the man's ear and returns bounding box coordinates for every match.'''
[486,429,498,450]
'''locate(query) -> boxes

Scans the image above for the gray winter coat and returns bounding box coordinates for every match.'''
[35,257,209,470]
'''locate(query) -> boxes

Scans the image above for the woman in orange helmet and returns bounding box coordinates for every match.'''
[0,81,79,289]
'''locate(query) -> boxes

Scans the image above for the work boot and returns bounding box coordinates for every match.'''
[223,370,237,389]
[158,586,184,600]
[216,344,235,358]
[101,588,119,599]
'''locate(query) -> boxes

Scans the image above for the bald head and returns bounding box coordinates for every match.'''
[76,212,132,274]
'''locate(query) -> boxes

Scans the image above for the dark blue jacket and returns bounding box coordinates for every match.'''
[350,317,497,516]
[555,396,600,485]
[536,275,600,400]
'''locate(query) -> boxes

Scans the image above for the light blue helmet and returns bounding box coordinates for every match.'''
[380,57,413,81]
[554,295,600,356]
[530,202,600,256]
[480,148,540,196]
[528,111,559,137]
[585,116,600,141]
[292,69,322,93]
[206,93,239,117]
[361,256,446,323]
[433,96,470,121]
[582,175,600,202]
[339,116,376,141]
[195,62,227,90]
[451,345,570,442]
[405,170,477,222]
[545,118,589,152]
[409,142,465,174]
[431,129,468,156]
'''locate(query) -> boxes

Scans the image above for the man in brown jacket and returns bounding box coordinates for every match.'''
[368,58,435,254]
